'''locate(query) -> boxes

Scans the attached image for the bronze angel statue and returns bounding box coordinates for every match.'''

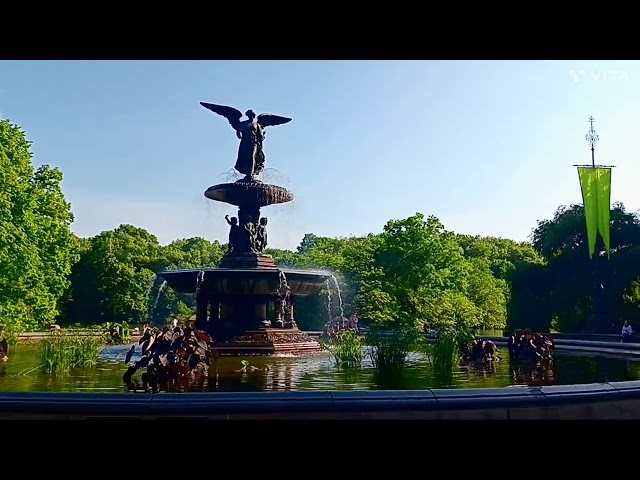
[200,102,292,180]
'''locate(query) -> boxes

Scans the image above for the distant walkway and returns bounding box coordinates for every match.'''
[15,331,143,343]
[15,329,637,348]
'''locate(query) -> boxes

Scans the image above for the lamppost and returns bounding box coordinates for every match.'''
[586,116,598,168]
[574,116,615,333]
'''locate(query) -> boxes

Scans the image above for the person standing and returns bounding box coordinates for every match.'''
[622,321,633,343]
[350,314,359,333]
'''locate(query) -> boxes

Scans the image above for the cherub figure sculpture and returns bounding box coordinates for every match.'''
[256,217,268,253]
[245,221,259,254]
[224,214,241,253]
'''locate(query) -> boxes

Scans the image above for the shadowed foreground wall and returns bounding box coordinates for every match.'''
[2,381,640,419]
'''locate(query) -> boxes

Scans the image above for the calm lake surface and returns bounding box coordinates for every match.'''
[1,343,639,393]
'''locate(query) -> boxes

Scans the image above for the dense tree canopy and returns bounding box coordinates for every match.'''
[506,202,640,333]
[4,120,640,338]
[0,120,77,339]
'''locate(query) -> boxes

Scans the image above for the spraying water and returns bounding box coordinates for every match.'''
[321,279,336,340]
[152,280,168,312]
[145,274,158,320]
[329,275,345,319]
[261,168,291,186]
[325,279,333,323]
[146,274,157,299]
[218,169,243,183]
[195,270,205,301]
[321,275,352,341]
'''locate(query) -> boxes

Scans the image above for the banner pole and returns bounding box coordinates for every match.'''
[577,117,613,334]
[587,116,597,168]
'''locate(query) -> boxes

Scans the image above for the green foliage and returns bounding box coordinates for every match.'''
[37,333,103,374]
[335,214,513,334]
[99,321,131,345]
[150,237,224,325]
[0,120,77,336]
[8,114,640,340]
[0,319,25,347]
[320,330,364,368]
[64,225,160,325]
[60,228,225,327]
[508,202,640,333]
[284,234,358,330]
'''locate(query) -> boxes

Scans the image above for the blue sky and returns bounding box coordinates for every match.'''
[1,60,639,250]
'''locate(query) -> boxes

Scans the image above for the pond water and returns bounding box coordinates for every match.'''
[1,343,639,393]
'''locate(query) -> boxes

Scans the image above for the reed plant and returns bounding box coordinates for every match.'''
[426,330,459,378]
[37,332,103,374]
[425,327,474,381]
[366,324,420,377]
[321,330,364,368]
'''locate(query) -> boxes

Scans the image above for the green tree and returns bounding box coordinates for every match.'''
[0,120,77,338]
[464,257,508,330]
[508,202,640,333]
[457,235,544,332]
[288,234,359,330]
[151,237,226,325]
[342,213,479,332]
[65,225,161,325]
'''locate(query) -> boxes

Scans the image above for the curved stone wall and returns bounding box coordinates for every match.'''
[1,381,640,419]
[2,339,639,419]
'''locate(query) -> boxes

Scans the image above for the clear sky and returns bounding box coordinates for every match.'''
[1,60,639,250]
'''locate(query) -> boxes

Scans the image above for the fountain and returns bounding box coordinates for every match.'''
[156,102,331,355]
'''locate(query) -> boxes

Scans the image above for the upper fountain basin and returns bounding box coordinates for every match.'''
[205,179,294,208]
[156,267,332,297]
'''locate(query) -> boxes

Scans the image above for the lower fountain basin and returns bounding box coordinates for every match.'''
[204,180,293,208]
[156,267,331,297]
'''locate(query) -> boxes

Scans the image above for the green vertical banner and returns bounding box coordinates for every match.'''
[577,167,612,258]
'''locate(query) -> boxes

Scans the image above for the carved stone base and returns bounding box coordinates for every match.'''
[212,328,321,356]
[219,254,277,269]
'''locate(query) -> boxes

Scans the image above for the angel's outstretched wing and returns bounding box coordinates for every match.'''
[200,102,243,130]
[257,113,292,128]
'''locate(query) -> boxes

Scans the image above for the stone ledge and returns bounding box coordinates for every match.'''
[0,381,639,418]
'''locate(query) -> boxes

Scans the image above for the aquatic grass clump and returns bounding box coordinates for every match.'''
[37,333,103,374]
[425,327,475,385]
[366,324,420,377]
[426,330,460,378]
[321,330,364,368]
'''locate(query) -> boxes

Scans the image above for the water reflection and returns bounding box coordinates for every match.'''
[510,361,555,387]
[0,344,638,393]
